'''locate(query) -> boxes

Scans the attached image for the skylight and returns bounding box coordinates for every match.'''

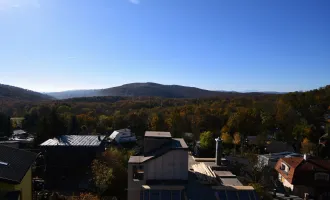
[0,161,9,166]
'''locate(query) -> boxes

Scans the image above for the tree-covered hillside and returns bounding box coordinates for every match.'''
[46,82,267,99]
[1,85,329,151]
[0,84,53,102]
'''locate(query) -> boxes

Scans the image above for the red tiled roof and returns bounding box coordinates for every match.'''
[275,157,330,186]
[275,158,303,183]
[281,157,304,169]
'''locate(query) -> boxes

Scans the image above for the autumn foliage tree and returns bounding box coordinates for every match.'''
[233,132,241,155]
[221,132,233,144]
[91,148,133,195]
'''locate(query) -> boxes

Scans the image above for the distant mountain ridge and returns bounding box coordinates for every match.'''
[0,83,53,101]
[46,82,272,99]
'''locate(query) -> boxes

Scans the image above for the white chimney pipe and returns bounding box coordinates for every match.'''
[304,154,307,160]
[304,193,309,200]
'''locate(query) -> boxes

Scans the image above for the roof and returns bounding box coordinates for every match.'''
[275,157,330,185]
[215,190,259,200]
[0,145,37,184]
[259,152,302,162]
[128,138,188,164]
[110,129,132,139]
[145,131,172,138]
[214,171,236,178]
[12,130,26,135]
[218,177,243,186]
[40,135,105,147]
[142,185,185,190]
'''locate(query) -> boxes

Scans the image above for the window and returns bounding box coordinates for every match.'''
[280,163,289,172]
[133,165,144,181]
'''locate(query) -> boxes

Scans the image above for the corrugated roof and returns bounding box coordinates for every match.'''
[145,131,172,138]
[40,135,105,147]
[0,145,37,184]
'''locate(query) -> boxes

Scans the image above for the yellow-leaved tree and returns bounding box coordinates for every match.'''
[233,132,241,155]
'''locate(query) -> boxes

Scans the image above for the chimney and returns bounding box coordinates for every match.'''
[304,193,309,200]
[272,189,276,197]
[303,154,309,160]
[215,137,222,166]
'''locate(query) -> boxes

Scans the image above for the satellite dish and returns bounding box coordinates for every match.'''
[112,197,118,200]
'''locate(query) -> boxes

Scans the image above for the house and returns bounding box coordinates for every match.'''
[127,131,189,200]
[40,135,105,189]
[275,155,330,199]
[0,145,37,200]
[109,128,136,143]
[258,152,302,168]
[9,130,34,145]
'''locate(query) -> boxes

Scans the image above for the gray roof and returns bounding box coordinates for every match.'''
[0,145,37,184]
[218,177,243,186]
[40,135,105,147]
[13,130,26,135]
[214,171,236,178]
[145,131,172,138]
[129,138,188,164]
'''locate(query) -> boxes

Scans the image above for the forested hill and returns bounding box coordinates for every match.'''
[1,84,329,147]
[46,82,268,99]
[0,84,53,102]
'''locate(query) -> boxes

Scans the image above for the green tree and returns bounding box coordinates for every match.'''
[199,131,213,149]
[34,117,50,147]
[293,119,313,141]
[48,108,66,138]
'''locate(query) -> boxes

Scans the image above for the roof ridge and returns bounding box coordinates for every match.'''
[307,159,330,170]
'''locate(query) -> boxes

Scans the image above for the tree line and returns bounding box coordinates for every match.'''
[0,85,329,149]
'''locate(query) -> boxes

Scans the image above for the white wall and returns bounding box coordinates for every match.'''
[279,174,294,191]
[146,150,188,180]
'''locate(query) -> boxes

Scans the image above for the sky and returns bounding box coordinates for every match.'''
[0,0,329,92]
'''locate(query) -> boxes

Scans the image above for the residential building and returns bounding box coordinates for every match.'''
[127,131,189,200]
[40,135,106,189]
[275,155,330,199]
[109,128,137,143]
[10,130,34,142]
[0,145,37,200]
[258,152,302,168]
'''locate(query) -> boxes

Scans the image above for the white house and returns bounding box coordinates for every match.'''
[127,131,188,200]
[109,129,136,143]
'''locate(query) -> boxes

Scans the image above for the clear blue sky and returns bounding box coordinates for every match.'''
[0,0,329,92]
